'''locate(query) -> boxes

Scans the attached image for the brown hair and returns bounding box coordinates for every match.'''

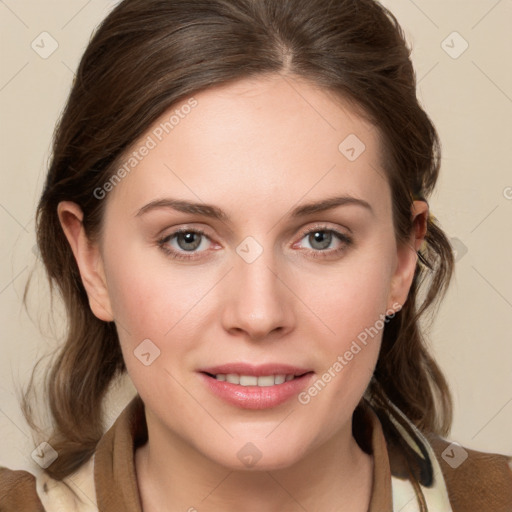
[24,0,454,480]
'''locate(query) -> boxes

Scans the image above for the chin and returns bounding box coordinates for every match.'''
[203,438,309,472]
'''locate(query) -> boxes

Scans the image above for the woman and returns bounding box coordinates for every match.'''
[1,0,511,510]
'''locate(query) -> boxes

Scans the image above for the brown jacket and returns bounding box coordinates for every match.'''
[1,395,511,511]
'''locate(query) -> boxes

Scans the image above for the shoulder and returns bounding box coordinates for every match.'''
[426,433,512,512]
[0,456,97,512]
[0,466,45,511]
[368,399,512,511]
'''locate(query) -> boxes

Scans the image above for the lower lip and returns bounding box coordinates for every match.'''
[198,372,315,409]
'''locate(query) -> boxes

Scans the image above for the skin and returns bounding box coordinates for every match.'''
[58,74,427,511]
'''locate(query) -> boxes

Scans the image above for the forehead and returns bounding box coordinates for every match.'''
[105,74,390,221]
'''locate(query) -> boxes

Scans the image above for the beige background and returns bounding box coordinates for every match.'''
[1,0,511,473]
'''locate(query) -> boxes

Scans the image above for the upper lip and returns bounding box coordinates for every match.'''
[199,363,313,377]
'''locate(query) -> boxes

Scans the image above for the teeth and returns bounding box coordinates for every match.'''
[256,375,275,386]
[240,375,257,386]
[216,374,296,386]
[226,374,239,384]
[274,375,286,385]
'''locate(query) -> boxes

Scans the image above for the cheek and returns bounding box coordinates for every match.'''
[296,249,394,345]
[103,262,203,402]
[102,228,211,333]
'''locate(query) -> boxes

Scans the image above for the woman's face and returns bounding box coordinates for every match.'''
[72,74,421,470]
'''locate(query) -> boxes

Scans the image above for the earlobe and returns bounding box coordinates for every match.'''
[57,201,114,322]
[387,200,429,309]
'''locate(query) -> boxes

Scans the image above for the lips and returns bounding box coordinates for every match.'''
[197,362,315,409]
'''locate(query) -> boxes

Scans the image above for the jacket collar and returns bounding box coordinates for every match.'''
[35,394,453,511]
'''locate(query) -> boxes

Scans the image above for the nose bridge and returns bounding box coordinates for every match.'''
[222,239,293,339]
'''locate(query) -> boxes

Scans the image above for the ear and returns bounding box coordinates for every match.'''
[57,201,114,322]
[387,200,429,310]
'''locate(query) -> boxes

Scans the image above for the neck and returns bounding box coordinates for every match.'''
[135,411,373,512]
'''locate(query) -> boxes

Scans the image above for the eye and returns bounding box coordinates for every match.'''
[294,225,353,259]
[157,225,353,261]
[303,230,334,250]
[157,228,214,260]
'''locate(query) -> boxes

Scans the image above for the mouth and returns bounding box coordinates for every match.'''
[197,365,315,409]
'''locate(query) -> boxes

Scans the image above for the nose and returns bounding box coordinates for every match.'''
[220,250,295,341]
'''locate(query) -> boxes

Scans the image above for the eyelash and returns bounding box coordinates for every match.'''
[157,225,353,261]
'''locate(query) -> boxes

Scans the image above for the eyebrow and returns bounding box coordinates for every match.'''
[135,195,374,221]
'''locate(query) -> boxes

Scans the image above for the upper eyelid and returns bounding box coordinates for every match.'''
[298,222,351,236]
[153,211,354,237]
[161,223,349,237]
[159,225,210,240]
